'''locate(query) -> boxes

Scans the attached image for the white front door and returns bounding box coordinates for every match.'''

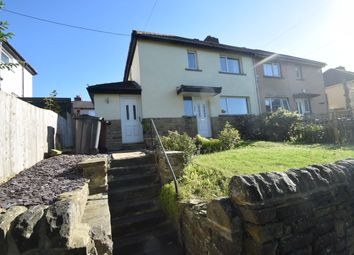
[295,98,311,116]
[194,98,211,137]
[120,96,143,144]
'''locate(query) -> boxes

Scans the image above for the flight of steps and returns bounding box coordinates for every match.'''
[108,151,184,255]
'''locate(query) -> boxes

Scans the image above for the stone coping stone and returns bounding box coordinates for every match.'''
[229,159,354,207]
[78,158,107,167]
[112,151,147,160]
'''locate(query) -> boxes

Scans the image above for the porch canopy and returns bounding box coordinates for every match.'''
[176,85,222,97]
[293,92,320,98]
[87,81,141,102]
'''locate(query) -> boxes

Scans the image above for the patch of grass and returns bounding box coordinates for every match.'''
[192,141,354,177]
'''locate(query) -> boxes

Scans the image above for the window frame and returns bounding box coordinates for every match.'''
[183,96,194,116]
[186,50,199,70]
[264,97,290,112]
[219,56,242,74]
[263,63,281,78]
[295,65,303,80]
[1,50,10,64]
[220,96,249,115]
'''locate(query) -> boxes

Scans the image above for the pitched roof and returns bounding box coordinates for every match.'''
[123,30,326,80]
[2,41,37,75]
[86,81,142,102]
[323,68,354,87]
[72,100,94,109]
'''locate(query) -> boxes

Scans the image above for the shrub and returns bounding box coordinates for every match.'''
[159,183,179,219]
[180,164,229,200]
[218,122,241,150]
[160,131,197,164]
[264,109,301,141]
[195,134,222,154]
[295,123,328,143]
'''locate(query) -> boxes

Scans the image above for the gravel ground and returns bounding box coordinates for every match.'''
[0,154,109,209]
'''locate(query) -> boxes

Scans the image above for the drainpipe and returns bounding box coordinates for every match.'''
[252,56,262,114]
[0,41,2,91]
[21,64,25,97]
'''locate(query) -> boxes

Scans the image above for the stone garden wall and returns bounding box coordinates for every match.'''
[0,157,112,255]
[180,159,354,254]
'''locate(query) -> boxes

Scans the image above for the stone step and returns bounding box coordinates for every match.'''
[109,171,160,189]
[109,197,160,218]
[114,221,183,255]
[108,183,161,201]
[110,154,154,168]
[109,164,156,177]
[111,209,166,238]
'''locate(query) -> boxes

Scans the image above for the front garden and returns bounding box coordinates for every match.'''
[159,109,354,216]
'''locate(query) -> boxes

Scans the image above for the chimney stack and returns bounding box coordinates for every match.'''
[204,35,219,44]
[335,66,346,71]
[74,95,81,101]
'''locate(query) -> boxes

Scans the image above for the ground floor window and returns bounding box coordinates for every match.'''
[265,98,290,112]
[220,97,249,115]
[295,98,311,115]
[183,96,194,116]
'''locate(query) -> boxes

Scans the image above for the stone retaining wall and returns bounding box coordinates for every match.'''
[180,159,354,254]
[106,120,121,151]
[0,158,112,255]
[155,150,184,184]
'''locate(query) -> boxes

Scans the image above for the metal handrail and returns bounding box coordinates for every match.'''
[150,119,179,198]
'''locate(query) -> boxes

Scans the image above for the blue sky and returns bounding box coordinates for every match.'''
[2,0,353,100]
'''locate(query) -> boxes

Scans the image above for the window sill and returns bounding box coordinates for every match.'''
[182,115,196,118]
[263,75,283,79]
[295,78,304,81]
[219,71,246,76]
[185,68,202,72]
[219,113,250,117]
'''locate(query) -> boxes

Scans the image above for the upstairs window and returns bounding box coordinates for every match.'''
[263,63,281,77]
[1,51,10,64]
[295,65,303,79]
[187,51,198,70]
[183,97,194,116]
[220,97,249,115]
[265,98,290,112]
[220,56,241,74]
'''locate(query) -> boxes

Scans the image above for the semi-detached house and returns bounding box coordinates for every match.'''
[87,31,327,150]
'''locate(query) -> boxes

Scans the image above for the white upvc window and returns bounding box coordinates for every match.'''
[263,63,281,77]
[220,97,249,115]
[264,98,290,112]
[295,65,303,79]
[1,51,10,64]
[187,51,198,70]
[219,56,241,74]
[183,96,194,116]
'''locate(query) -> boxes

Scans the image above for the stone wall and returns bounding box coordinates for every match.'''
[0,91,74,183]
[155,150,184,184]
[180,159,354,254]
[0,158,112,255]
[148,117,198,137]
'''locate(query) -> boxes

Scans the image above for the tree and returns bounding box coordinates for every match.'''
[44,90,61,113]
[0,0,19,70]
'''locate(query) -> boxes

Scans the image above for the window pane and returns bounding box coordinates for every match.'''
[265,99,272,112]
[1,52,9,64]
[227,98,248,114]
[220,57,227,72]
[183,97,193,116]
[227,58,240,73]
[271,98,281,111]
[273,63,280,77]
[281,99,290,110]
[263,63,273,76]
[187,52,197,69]
[295,66,302,79]
[220,97,227,114]
[304,99,310,112]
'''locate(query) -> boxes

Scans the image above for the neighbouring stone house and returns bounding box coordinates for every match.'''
[324,66,354,114]
[0,41,37,97]
[87,31,327,150]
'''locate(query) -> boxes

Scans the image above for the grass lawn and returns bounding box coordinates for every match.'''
[192,141,354,177]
